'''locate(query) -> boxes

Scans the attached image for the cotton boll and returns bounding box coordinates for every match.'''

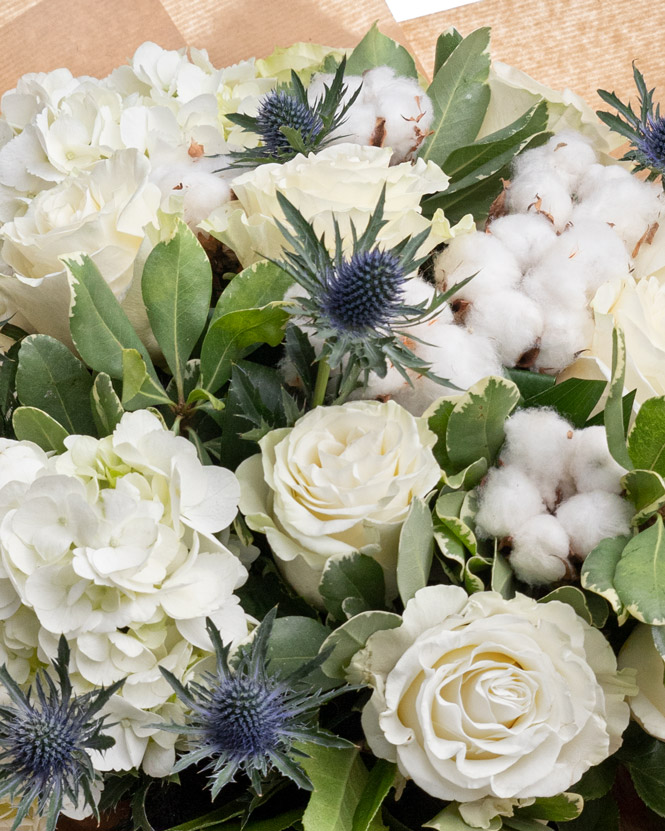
[533,306,592,374]
[510,514,571,585]
[574,163,662,252]
[475,466,545,539]
[488,213,558,273]
[500,408,575,508]
[464,289,544,367]
[552,219,631,296]
[513,131,598,192]
[556,491,633,558]
[151,163,231,230]
[569,426,627,494]
[521,254,589,313]
[505,169,574,231]
[401,276,454,338]
[416,323,504,390]
[433,233,522,302]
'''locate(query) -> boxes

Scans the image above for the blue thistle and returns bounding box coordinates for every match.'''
[0,637,121,831]
[225,57,360,167]
[598,65,665,182]
[322,249,405,332]
[160,609,353,797]
[255,90,323,155]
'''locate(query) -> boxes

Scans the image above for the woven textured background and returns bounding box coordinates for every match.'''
[0,0,664,111]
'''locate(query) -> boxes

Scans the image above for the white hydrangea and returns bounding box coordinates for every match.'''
[0,412,249,775]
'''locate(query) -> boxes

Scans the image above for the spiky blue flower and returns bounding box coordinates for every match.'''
[160,609,352,798]
[322,249,405,332]
[636,113,665,172]
[598,65,665,181]
[256,90,323,155]
[0,637,121,831]
[225,57,360,166]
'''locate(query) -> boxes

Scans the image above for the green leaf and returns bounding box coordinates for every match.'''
[267,616,337,690]
[200,307,288,394]
[623,469,665,524]
[352,759,396,831]
[12,406,68,452]
[627,733,665,817]
[300,743,370,831]
[424,804,498,830]
[433,28,463,76]
[614,517,665,623]
[120,349,172,409]
[538,585,609,627]
[346,23,417,78]
[16,334,95,435]
[212,261,294,323]
[66,255,157,381]
[556,792,618,831]
[522,377,606,428]
[517,793,583,822]
[581,535,630,623]
[653,624,665,659]
[91,372,124,436]
[420,27,491,166]
[503,819,553,831]
[319,553,386,621]
[443,102,548,187]
[186,387,225,410]
[506,367,557,400]
[604,328,633,469]
[569,757,617,801]
[442,457,488,490]
[491,551,514,598]
[446,376,520,470]
[628,396,665,475]
[428,398,455,470]
[320,611,402,680]
[141,219,212,397]
[397,497,434,604]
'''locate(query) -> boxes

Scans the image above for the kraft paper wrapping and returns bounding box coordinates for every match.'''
[1,0,663,107]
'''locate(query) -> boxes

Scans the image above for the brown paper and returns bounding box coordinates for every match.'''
[402,0,665,107]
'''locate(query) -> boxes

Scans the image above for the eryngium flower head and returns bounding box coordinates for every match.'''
[256,90,323,154]
[0,637,121,831]
[160,609,352,797]
[322,249,405,332]
[598,65,665,181]
[225,57,359,167]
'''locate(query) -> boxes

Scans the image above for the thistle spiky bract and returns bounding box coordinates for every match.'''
[159,609,353,798]
[226,57,360,166]
[0,636,121,831]
[272,186,462,398]
[597,65,665,183]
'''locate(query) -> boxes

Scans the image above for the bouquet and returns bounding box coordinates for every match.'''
[0,21,663,831]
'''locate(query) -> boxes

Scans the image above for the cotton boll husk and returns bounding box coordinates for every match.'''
[500,408,575,508]
[475,465,545,539]
[433,232,521,302]
[574,163,663,252]
[552,219,632,296]
[556,491,633,558]
[533,306,593,374]
[464,289,544,367]
[488,213,558,273]
[569,426,627,494]
[509,514,571,585]
[505,169,574,231]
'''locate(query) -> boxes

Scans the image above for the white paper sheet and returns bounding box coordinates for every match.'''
[384,0,482,21]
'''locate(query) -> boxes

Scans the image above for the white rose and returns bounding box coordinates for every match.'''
[352,586,632,804]
[563,275,665,406]
[237,400,440,605]
[0,800,48,831]
[618,623,665,740]
[0,149,160,343]
[202,143,450,266]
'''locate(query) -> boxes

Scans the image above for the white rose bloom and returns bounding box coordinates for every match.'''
[0,799,48,831]
[0,149,160,343]
[618,623,665,740]
[563,275,665,405]
[202,144,450,266]
[237,400,440,605]
[352,586,633,804]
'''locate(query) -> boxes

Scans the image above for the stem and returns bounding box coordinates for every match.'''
[311,358,331,408]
